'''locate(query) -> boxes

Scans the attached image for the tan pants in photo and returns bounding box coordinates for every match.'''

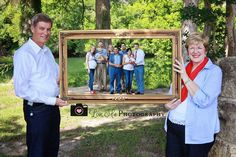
[96,63,107,90]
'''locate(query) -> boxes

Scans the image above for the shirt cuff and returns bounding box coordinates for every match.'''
[191,89,206,107]
[45,97,57,106]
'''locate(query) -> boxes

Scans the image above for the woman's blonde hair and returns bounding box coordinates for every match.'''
[185,32,209,51]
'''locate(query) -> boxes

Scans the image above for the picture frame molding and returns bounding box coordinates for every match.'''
[59,29,182,104]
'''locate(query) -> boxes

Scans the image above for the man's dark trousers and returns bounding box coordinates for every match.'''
[23,100,60,157]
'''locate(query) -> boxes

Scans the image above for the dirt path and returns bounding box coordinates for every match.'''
[0,114,166,157]
[68,85,169,94]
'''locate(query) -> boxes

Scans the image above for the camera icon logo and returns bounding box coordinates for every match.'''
[71,104,88,116]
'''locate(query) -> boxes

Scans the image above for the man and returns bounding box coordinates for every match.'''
[133,43,145,94]
[13,13,67,157]
[119,43,127,91]
[119,43,127,55]
[109,47,123,94]
[95,41,108,92]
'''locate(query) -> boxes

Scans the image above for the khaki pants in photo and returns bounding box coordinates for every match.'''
[96,63,107,90]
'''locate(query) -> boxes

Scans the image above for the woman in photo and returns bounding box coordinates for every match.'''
[122,48,135,94]
[86,45,97,94]
[164,32,222,157]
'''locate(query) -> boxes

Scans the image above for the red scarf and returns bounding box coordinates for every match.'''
[181,57,208,102]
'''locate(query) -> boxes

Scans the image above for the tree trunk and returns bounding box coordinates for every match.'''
[203,0,213,37]
[96,0,110,29]
[226,1,236,57]
[81,0,85,29]
[95,0,111,48]
[20,0,32,39]
[203,0,218,58]
[0,45,3,57]
[182,0,200,61]
[182,0,200,37]
[20,0,42,40]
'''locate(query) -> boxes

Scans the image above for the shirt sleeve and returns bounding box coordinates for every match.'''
[13,51,56,105]
[85,53,89,69]
[168,84,172,95]
[50,49,60,81]
[135,50,145,65]
[190,66,222,108]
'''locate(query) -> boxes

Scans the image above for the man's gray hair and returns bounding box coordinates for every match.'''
[31,13,53,27]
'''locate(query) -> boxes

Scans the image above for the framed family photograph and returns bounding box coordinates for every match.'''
[59,29,182,104]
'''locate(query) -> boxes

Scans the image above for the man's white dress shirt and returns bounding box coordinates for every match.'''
[134,49,145,66]
[13,38,59,105]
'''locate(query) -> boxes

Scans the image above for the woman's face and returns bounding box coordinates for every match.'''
[188,42,206,65]
[108,45,113,52]
[91,46,96,53]
[127,50,131,56]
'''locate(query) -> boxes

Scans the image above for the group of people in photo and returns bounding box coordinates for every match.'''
[12,13,223,157]
[85,41,145,95]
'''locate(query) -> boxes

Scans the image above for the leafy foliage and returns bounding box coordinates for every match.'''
[110,0,181,88]
[42,0,94,56]
[144,40,172,89]
[0,3,23,56]
[0,0,228,87]
[0,57,13,82]
[180,2,226,61]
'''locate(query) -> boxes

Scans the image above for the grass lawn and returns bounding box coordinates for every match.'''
[66,57,88,87]
[0,57,167,157]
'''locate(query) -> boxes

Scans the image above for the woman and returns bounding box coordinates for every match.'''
[86,45,97,94]
[122,48,135,94]
[164,32,222,157]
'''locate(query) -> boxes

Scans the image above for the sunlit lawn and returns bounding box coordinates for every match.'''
[0,57,167,157]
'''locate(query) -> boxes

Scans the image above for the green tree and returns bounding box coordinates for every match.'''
[110,0,182,88]
[42,0,89,56]
[180,0,227,61]
[0,2,22,56]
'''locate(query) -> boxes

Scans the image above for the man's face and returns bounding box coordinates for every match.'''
[113,48,118,54]
[134,44,139,50]
[121,44,126,50]
[98,42,104,48]
[31,21,52,47]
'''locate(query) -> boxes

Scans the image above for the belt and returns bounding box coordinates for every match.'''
[135,65,144,67]
[97,63,106,64]
[23,99,45,107]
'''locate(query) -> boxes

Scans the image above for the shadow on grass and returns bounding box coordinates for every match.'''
[0,115,25,142]
[0,104,167,157]
[0,116,26,157]
[0,154,26,157]
[86,104,167,119]
[60,118,166,157]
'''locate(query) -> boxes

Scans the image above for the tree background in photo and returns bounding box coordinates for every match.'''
[0,0,235,88]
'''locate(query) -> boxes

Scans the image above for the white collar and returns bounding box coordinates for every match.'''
[28,38,47,54]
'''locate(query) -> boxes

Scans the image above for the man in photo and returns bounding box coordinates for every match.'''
[109,46,123,94]
[133,43,145,95]
[95,41,108,92]
[13,13,68,157]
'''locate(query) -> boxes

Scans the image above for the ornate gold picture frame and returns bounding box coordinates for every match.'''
[59,29,182,104]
